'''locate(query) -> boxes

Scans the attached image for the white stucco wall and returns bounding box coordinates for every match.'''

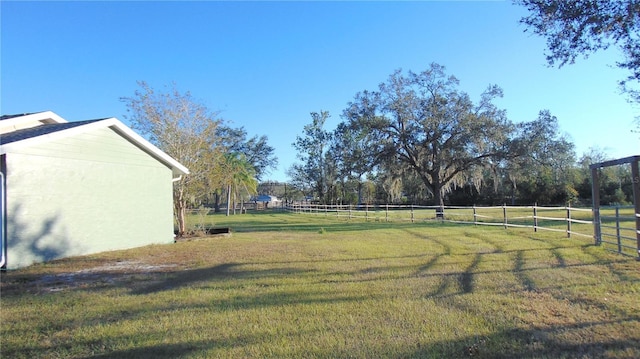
[5,127,175,268]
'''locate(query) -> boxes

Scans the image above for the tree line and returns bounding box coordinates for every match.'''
[288,64,635,208]
[122,64,634,238]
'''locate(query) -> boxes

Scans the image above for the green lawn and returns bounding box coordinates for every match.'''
[2,211,639,358]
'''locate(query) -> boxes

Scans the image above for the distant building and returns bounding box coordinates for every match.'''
[0,111,188,269]
[251,194,280,208]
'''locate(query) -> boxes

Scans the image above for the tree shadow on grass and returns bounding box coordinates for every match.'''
[73,316,640,359]
[513,250,537,292]
[424,253,484,298]
[129,262,318,295]
[219,216,440,234]
[407,318,640,359]
[77,332,274,359]
[459,253,482,294]
[84,343,208,359]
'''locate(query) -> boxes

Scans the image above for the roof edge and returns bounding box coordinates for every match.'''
[103,118,190,176]
[0,114,189,176]
[0,110,67,125]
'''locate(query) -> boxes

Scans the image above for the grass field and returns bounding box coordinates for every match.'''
[2,211,639,358]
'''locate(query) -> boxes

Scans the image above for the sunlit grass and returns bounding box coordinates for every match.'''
[2,211,639,358]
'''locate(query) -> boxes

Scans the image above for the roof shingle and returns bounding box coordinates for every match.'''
[0,119,105,145]
[0,112,44,121]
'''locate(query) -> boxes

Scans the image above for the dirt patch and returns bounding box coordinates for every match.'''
[2,260,178,294]
[77,260,177,273]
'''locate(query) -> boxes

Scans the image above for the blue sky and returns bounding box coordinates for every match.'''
[2,1,638,182]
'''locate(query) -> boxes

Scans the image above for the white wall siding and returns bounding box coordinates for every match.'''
[5,127,174,268]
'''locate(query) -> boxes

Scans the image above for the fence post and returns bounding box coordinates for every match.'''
[473,205,477,226]
[386,204,389,222]
[591,167,602,246]
[566,203,571,238]
[533,203,538,232]
[411,205,415,223]
[503,204,507,229]
[365,204,369,221]
[631,159,640,260]
[615,206,622,253]
[349,205,352,220]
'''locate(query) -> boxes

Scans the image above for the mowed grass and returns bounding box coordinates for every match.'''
[1,211,639,358]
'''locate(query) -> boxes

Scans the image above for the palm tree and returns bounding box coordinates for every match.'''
[222,153,258,215]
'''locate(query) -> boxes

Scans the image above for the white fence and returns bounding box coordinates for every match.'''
[284,203,639,258]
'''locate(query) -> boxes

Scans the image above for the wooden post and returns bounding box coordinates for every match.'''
[365,204,368,221]
[386,204,389,222]
[473,205,477,226]
[631,160,640,259]
[615,206,622,253]
[533,203,538,233]
[411,205,414,223]
[591,167,602,245]
[566,203,571,238]
[503,204,507,229]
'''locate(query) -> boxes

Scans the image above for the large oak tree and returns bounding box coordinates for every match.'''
[342,63,512,208]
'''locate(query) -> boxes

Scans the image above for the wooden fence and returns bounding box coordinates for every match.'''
[285,203,639,258]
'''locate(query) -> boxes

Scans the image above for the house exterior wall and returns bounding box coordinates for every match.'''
[5,127,175,269]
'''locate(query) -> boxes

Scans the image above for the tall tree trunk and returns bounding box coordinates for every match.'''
[226,184,231,216]
[233,188,237,215]
[214,192,221,213]
[433,180,445,219]
[174,188,187,236]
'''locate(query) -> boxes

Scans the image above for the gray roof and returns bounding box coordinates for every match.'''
[0,119,105,145]
[0,112,42,121]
